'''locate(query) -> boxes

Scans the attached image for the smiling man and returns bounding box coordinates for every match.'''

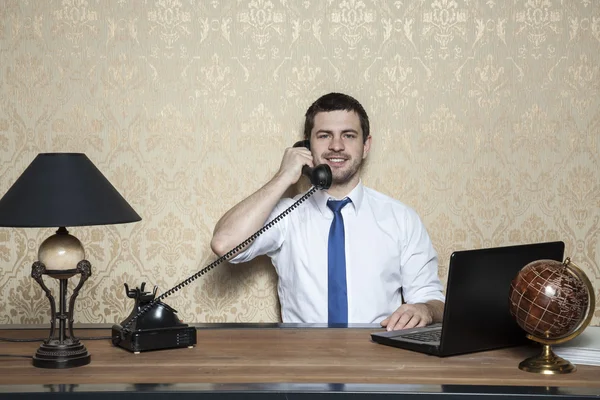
[211,92,444,331]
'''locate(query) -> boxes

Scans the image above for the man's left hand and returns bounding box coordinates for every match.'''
[380,303,433,331]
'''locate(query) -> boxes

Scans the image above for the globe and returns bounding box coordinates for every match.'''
[509,259,589,339]
[508,258,595,374]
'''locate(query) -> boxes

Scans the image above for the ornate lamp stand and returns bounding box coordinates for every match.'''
[30,259,92,369]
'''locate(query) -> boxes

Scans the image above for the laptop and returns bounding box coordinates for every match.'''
[371,241,565,357]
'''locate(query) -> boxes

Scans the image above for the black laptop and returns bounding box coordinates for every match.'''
[371,241,565,357]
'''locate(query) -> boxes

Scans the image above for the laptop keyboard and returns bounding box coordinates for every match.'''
[401,329,441,342]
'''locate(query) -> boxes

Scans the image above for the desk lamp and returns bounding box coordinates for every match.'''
[0,153,141,368]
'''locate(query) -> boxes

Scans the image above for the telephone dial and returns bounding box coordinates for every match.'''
[112,141,332,353]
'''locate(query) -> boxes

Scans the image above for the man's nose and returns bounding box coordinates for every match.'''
[329,136,344,151]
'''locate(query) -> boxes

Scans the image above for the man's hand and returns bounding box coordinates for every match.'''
[275,145,314,187]
[380,300,444,331]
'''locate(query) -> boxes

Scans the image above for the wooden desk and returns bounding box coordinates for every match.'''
[1,325,599,399]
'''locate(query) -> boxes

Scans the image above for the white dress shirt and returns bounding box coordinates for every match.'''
[229,182,444,324]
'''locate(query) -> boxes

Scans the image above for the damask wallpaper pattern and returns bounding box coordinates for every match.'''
[0,0,598,325]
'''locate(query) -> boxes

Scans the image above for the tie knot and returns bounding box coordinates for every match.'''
[327,198,351,213]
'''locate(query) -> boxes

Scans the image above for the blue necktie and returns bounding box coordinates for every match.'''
[327,198,352,324]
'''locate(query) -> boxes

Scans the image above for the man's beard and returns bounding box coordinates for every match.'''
[331,156,363,185]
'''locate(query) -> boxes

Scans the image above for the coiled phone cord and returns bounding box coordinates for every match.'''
[116,185,320,338]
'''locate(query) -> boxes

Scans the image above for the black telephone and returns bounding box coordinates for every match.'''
[292,140,333,190]
[111,283,196,353]
[112,142,332,353]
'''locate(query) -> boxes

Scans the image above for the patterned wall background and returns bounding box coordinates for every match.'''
[0,0,599,326]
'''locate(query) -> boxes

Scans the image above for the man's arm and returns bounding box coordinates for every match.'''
[379,207,445,331]
[380,300,444,331]
[210,145,313,257]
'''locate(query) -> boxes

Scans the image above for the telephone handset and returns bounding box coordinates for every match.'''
[111,141,331,353]
[293,140,332,190]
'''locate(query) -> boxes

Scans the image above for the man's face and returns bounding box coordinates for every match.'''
[310,110,371,186]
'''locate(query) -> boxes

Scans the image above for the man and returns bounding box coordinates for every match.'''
[211,92,444,331]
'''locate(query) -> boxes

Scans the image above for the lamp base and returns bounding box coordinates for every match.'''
[30,259,93,369]
[33,338,91,369]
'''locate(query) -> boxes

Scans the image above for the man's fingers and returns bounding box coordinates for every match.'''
[416,318,428,328]
[383,303,435,331]
[385,312,401,331]
[394,313,419,330]
[389,311,412,331]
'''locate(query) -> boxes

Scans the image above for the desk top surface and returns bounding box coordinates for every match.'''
[1,326,599,392]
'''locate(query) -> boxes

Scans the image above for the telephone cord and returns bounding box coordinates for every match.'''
[116,185,319,338]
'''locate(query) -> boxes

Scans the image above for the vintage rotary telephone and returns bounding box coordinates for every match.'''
[112,141,332,353]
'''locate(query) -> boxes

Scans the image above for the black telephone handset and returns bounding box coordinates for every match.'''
[112,141,332,353]
[293,140,332,190]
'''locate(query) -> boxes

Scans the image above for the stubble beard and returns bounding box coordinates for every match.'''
[331,156,363,186]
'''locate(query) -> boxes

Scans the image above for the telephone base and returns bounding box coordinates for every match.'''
[111,324,197,353]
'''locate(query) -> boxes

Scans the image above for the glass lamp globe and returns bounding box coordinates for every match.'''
[38,227,85,279]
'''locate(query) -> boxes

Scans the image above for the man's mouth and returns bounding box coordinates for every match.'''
[325,156,348,167]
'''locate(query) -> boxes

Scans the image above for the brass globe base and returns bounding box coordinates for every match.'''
[519,344,576,374]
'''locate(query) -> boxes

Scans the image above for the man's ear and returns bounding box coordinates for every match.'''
[362,135,372,159]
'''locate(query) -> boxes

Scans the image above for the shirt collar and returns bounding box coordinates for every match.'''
[313,180,364,217]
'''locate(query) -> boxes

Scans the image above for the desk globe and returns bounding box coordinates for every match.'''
[508,257,595,374]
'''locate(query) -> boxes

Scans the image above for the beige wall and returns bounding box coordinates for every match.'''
[0,0,598,326]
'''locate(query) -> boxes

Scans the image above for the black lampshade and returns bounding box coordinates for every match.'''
[0,153,141,227]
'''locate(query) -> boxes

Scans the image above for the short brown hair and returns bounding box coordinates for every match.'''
[303,92,370,142]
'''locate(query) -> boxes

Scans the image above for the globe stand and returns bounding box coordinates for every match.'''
[519,343,576,374]
[515,258,595,375]
[30,259,92,369]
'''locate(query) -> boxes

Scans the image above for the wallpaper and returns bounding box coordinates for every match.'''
[0,0,599,327]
